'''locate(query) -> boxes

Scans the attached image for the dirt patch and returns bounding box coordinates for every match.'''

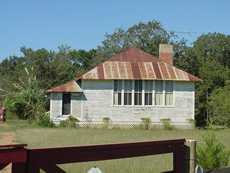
[0,128,16,173]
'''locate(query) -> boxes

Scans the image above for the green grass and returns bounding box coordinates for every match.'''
[2,120,230,173]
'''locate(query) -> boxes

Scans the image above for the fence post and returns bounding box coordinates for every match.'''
[185,139,197,173]
[173,144,187,173]
[12,163,27,173]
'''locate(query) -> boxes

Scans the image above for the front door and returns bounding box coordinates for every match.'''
[62,93,71,115]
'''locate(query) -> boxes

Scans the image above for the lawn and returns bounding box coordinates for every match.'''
[1,120,230,173]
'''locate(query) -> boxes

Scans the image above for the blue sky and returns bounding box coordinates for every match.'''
[0,0,229,60]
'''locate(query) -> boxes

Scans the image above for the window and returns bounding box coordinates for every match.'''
[113,80,122,105]
[124,80,132,105]
[134,80,142,105]
[155,81,163,105]
[113,80,174,106]
[144,81,153,105]
[62,93,71,115]
[165,81,173,105]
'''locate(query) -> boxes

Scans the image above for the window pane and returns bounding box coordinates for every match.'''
[165,81,173,92]
[165,81,173,105]
[155,93,163,105]
[114,80,122,105]
[135,93,142,105]
[124,80,132,91]
[155,81,163,92]
[124,93,132,105]
[124,80,132,105]
[145,93,152,105]
[165,93,173,105]
[113,92,118,105]
[118,92,122,105]
[144,81,153,105]
[134,80,142,105]
[155,81,163,105]
[114,92,122,105]
[114,80,122,91]
[145,81,153,91]
[135,80,142,91]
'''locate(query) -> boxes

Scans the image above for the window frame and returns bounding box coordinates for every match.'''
[112,80,174,107]
[123,80,133,105]
[134,80,143,105]
[165,81,174,106]
[62,93,71,115]
[113,80,122,106]
[155,80,164,106]
[144,80,154,105]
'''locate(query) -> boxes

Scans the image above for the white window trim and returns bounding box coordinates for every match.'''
[152,81,155,105]
[121,80,124,106]
[112,80,175,107]
[142,80,145,106]
[132,80,134,106]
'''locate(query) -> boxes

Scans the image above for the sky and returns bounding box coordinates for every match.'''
[0,0,229,60]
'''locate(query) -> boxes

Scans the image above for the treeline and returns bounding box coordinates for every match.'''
[0,20,230,127]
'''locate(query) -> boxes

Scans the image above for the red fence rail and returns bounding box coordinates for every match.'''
[0,139,187,173]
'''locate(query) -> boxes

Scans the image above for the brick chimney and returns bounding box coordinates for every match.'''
[159,44,173,65]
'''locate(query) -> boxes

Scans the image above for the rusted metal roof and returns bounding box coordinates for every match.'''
[47,80,82,93]
[77,48,201,81]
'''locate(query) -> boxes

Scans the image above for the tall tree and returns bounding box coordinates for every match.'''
[97,20,174,59]
[190,33,230,126]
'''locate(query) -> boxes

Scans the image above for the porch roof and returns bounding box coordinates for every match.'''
[47,80,82,93]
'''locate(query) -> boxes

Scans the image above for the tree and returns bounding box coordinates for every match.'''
[208,82,230,127]
[190,33,230,126]
[0,45,96,119]
[3,67,46,120]
[197,133,230,170]
[97,20,174,59]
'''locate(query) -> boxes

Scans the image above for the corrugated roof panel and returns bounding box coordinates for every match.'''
[182,70,190,81]
[166,64,176,80]
[151,62,161,79]
[131,63,141,79]
[138,62,148,79]
[83,67,98,79]
[103,62,111,79]
[97,64,104,79]
[159,62,169,80]
[76,47,201,82]
[111,61,119,79]
[126,62,133,79]
[47,80,82,93]
[144,62,156,79]
[118,62,126,79]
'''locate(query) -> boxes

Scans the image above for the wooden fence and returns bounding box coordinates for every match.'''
[0,139,188,173]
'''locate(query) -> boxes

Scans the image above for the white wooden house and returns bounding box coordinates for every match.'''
[48,44,201,128]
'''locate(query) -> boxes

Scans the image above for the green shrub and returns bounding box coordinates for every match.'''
[207,84,230,128]
[37,112,55,127]
[197,133,230,171]
[160,118,174,130]
[3,76,46,120]
[102,117,110,128]
[140,118,151,130]
[59,116,79,128]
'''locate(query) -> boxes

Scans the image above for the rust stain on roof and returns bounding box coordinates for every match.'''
[47,80,82,93]
[77,47,201,81]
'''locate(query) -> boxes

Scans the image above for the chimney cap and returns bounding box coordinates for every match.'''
[159,44,173,53]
